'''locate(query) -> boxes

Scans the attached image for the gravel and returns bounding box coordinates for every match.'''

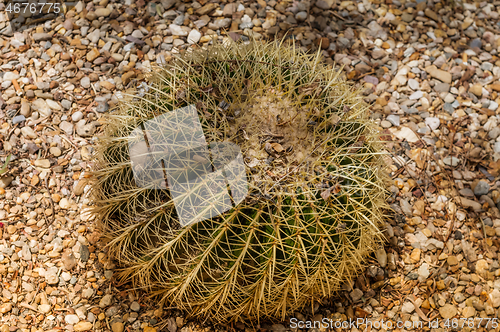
[1,0,500,330]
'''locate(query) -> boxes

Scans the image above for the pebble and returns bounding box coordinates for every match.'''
[0,304,12,314]
[65,314,80,325]
[12,115,25,124]
[76,120,96,137]
[62,250,77,270]
[425,65,452,83]
[469,83,483,97]
[130,301,140,312]
[425,117,440,130]
[81,77,91,89]
[34,159,51,168]
[350,288,363,302]
[394,127,419,143]
[72,111,84,122]
[74,322,93,332]
[169,24,188,36]
[187,30,202,44]
[111,322,124,332]
[443,156,460,167]
[376,248,387,267]
[439,304,458,319]
[38,304,51,313]
[95,8,111,17]
[49,147,61,157]
[295,11,308,21]
[20,102,31,117]
[59,121,74,135]
[387,115,400,126]
[418,263,430,282]
[401,302,415,313]
[408,79,419,90]
[100,294,113,308]
[474,180,490,196]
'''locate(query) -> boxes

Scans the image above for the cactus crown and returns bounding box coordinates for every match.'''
[91,38,390,323]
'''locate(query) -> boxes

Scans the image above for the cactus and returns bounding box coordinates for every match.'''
[91,38,390,323]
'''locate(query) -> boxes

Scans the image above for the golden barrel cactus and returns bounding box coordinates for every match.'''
[91,38,390,323]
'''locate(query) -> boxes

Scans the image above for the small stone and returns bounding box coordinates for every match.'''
[72,111,84,122]
[476,259,489,275]
[34,159,51,168]
[196,3,217,15]
[474,180,490,196]
[462,306,476,318]
[33,33,52,42]
[59,121,74,135]
[81,77,91,89]
[402,302,415,313]
[46,99,61,110]
[169,24,188,36]
[87,48,100,62]
[32,99,51,117]
[462,17,474,29]
[408,79,419,90]
[59,197,71,209]
[425,65,452,83]
[424,8,438,21]
[0,176,13,189]
[439,304,458,319]
[74,322,93,332]
[61,99,72,109]
[130,301,140,312]
[76,120,96,137]
[122,71,137,85]
[45,267,59,285]
[96,100,110,113]
[372,49,386,59]
[469,83,483,97]
[316,0,334,9]
[387,115,400,126]
[0,303,12,313]
[38,304,51,313]
[454,292,466,303]
[418,262,430,282]
[350,288,363,302]
[380,120,392,128]
[65,314,80,325]
[111,322,124,332]
[425,117,440,130]
[50,147,61,157]
[447,256,458,265]
[443,156,460,167]
[295,11,308,21]
[434,82,450,93]
[80,245,90,262]
[394,127,419,143]
[100,294,113,308]
[12,115,25,124]
[490,289,500,307]
[62,250,77,270]
[95,8,111,17]
[20,102,31,117]
[21,126,36,138]
[400,199,412,216]
[375,248,387,268]
[187,30,201,44]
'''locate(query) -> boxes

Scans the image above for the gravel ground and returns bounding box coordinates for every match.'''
[1,0,500,331]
